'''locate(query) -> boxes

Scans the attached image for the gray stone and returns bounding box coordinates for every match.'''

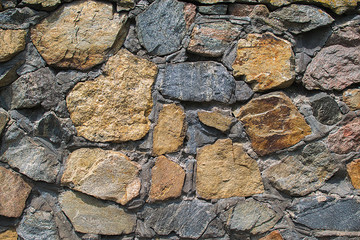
[55,70,87,95]
[229,122,248,141]
[310,93,342,125]
[202,217,226,238]
[183,158,196,196]
[0,7,47,29]
[0,51,25,87]
[198,5,228,15]
[16,43,46,75]
[35,112,70,144]
[235,81,254,102]
[1,0,17,9]
[124,25,143,54]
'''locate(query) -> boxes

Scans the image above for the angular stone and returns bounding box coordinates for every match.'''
[232,33,295,92]
[20,0,61,10]
[31,1,128,70]
[0,229,17,240]
[16,43,46,75]
[0,108,9,134]
[235,92,311,156]
[66,49,157,142]
[0,7,47,29]
[0,29,26,62]
[61,148,141,205]
[0,166,31,218]
[235,80,254,102]
[310,93,342,125]
[0,51,24,87]
[109,0,135,11]
[347,159,360,189]
[158,62,235,103]
[196,139,264,199]
[228,4,269,17]
[198,5,227,15]
[153,104,186,156]
[259,230,283,240]
[60,191,136,235]
[328,118,360,154]
[149,156,185,202]
[343,89,360,111]
[198,109,233,132]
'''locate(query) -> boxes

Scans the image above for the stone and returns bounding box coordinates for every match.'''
[148,156,185,202]
[328,118,360,154]
[0,51,25,87]
[347,159,360,189]
[198,5,228,15]
[202,217,226,238]
[0,108,9,134]
[0,166,31,218]
[196,139,264,199]
[296,0,360,15]
[198,109,233,132]
[310,93,342,125]
[66,49,157,142]
[0,229,17,240]
[31,1,128,70]
[16,43,46,75]
[35,112,65,144]
[158,62,235,103]
[187,20,242,57]
[0,7,47,29]
[264,142,338,196]
[0,29,26,62]
[259,230,283,240]
[235,80,254,102]
[61,148,141,205]
[232,33,295,92]
[136,0,195,56]
[60,191,136,235]
[153,104,186,156]
[228,4,269,17]
[235,92,311,156]
[19,0,61,10]
[343,89,360,111]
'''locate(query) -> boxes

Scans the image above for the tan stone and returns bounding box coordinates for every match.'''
[347,159,360,189]
[235,92,311,156]
[198,109,233,132]
[196,139,264,199]
[149,156,185,202]
[153,104,186,156]
[21,0,61,9]
[0,166,32,218]
[61,148,141,205]
[343,89,360,111]
[232,32,295,92]
[0,108,9,134]
[0,29,26,62]
[31,0,128,70]
[259,230,284,240]
[0,229,18,240]
[66,49,157,142]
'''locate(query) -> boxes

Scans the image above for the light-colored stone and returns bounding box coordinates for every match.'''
[198,109,233,132]
[0,29,26,62]
[66,49,157,142]
[343,89,360,111]
[61,148,141,205]
[196,139,264,199]
[232,32,295,92]
[31,0,128,70]
[347,159,360,189]
[153,104,186,156]
[0,229,18,240]
[149,156,185,202]
[259,230,283,240]
[20,0,61,10]
[328,118,360,154]
[0,108,9,134]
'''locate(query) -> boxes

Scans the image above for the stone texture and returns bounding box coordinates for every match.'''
[0,108,9,134]
[60,191,136,235]
[0,230,17,240]
[20,0,61,10]
[0,51,25,87]
[158,62,235,103]
[343,89,360,111]
[0,29,26,62]
[328,118,360,154]
[61,148,141,205]
[0,166,31,218]
[232,33,295,92]
[196,139,264,199]
[148,156,185,202]
[228,4,269,17]
[310,93,342,125]
[235,80,254,102]
[198,109,233,132]
[198,5,227,15]
[0,7,47,29]
[347,159,360,189]
[259,230,283,240]
[153,104,186,156]
[235,92,311,156]
[31,0,128,70]
[66,49,157,142]
[16,43,46,75]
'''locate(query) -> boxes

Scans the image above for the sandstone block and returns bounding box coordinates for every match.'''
[0,229,17,240]
[0,29,26,62]
[343,89,360,111]
[197,109,233,132]
[20,0,61,10]
[347,159,360,189]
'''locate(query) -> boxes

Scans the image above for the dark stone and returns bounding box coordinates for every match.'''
[229,122,248,142]
[0,7,47,29]
[55,70,87,95]
[183,158,196,196]
[198,5,227,15]
[0,51,25,88]
[16,43,46,75]
[1,0,17,10]
[123,25,143,54]
[201,217,226,238]
[35,112,64,144]
[310,93,342,125]
[235,81,253,102]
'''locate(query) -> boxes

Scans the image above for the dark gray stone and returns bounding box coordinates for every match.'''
[55,70,87,95]
[201,217,226,238]
[295,27,332,57]
[0,7,47,29]
[0,51,25,88]
[35,112,68,144]
[235,81,253,102]
[1,0,17,9]
[198,5,228,15]
[123,25,143,54]
[183,157,196,196]
[229,121,248,141]
[16,43,46,75]
[310,93,342,125]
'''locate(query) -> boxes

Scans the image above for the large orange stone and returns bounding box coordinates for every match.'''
[347,159,360,189]
[259,230,284,240]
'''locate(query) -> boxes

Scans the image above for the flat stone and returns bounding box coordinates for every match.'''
[0,51,25,87]
[16,43,46,75]
[66,49,157,142]
[19,0,61,10]
[198,5,227,15]
[235,92,311,156]
[198,109,233,132]
[0,229,17,240]
[232,32,295,92]
[228,4,269,17]
[31,0,128,70]
[196,139,264,199]
[347,159,360,189]
[259,230,283,240]
[153,104,186,156]
[60,191,136,235]
[149,156,185,202]
[0,7,47,29]
[328,118,360,154]
[343,89,360,111]
[0,29,26,62]
[235,80,254,102]
[0,166,31,218]
[61,148,141,205]
[0,108,9,134]
[310,93,342,125]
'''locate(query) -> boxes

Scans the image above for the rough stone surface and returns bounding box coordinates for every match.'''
[198,5,227,15]
[61,148,141,205]
[343,89,360,111]
[66,49,157,142]
[0,51,25,87]
[259,230,283,240]
[235,80,254,102]
[0,166,31,218]
[20,0,61,10]
[310,93,342,125]
[0,108,9,134]
[0,7,47,29]
[196,139,264,199]
[31,0,128,70]
[16,43,46,75]
[347,159,360,189]
[198,109,233,132]
[153,104,186,156]
[232,33,295,92]
[0,230,17,240]
[60,191,136,235]
[328,118,360,154]
[228,4,269,17]
[0,29,26,62]
[235,92,311,156]
[148,156,185,202]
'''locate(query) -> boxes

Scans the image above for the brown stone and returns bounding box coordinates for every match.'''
[228,4,269,17]
[0,29,26,62]
[0,108,9,134]
[232,32,295,92]
[347,159,360,189]
[61,148,141,205]
[153,104,186,156]
[31,0,128,70]
[196,139,264,200]
[20,0,61,10]
[0,229,18,240]
[66,49,157,142]
[259,230,283,240]
[328,118,360,154]
[343,89,360,111]
[0,166,32,218]
[235,92,311,156]
[198,109,233,132]
[149,156,185,202]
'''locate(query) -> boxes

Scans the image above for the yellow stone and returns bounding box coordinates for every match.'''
[0,29,26,62]
[347,159,360,189]
[343,89,360,111]
[21,0,60,9]
[198,109,233,132]
[259,230,284,240]
[0,229,17,240]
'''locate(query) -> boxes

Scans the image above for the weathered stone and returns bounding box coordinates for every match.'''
[232,33,295,92]
[66,49,157,142]
[343,89,360,111]
[0,166,31,218]
[60,191,136,235]
[202,217,226,238]
[0,108,9,134]
[259,230,283,240]
[149,156,185,202]
[16,43,46,75]
[228,4,269,17]
[19,0,61,10]
[235,92,311,156]
[61,148,141,205]
[196,139,264,199]
[310,93,342,125]
[31,1,128,70]
[35,112,66,144]
[347,159,360,189]
[235,80,254,102]
[158,62,235,103]
[328,118,360,154]
[198,5,227,15]
[0,51,24,87]
[0,29,26,62]
[198,109,233,132]
[0,229,17,240]
[0,7,47,29]
[153,104,186,156]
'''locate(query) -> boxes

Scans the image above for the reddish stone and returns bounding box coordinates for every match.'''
[328,118,360,154]
[259,230,283,240]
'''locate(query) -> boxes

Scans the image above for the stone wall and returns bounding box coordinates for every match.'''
[0,0,359,239]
